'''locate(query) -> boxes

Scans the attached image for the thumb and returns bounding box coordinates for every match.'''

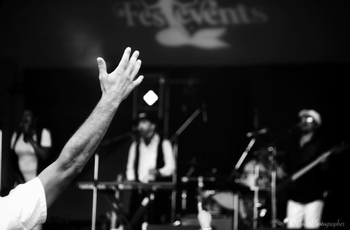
[97,57,107,76]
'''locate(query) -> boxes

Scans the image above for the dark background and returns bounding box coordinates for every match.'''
[1,0,349,229]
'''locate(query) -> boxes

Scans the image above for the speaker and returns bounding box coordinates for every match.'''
[147,225,199,230]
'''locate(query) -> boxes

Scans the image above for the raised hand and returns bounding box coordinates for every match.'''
[97,47,144,104]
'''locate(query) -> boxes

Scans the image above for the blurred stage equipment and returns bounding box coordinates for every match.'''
[170,104,209,223]
[78,180,176,230]
[226,127,281,229]
[82,132,135,230]
[180,172,247,230]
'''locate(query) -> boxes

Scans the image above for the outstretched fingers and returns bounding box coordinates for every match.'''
[129,59,142,81]
[98,47,143,97]
[125,50,140,79]
[133,75,144,87]
[118,47,131,71]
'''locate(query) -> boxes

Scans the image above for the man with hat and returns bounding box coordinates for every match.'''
[125,111,176,229]
[281,109,331,229]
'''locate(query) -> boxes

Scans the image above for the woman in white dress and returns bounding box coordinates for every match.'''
[11,109,52,230]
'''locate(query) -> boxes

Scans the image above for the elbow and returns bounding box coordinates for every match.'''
[160,167,176,177]
[56,151,86,179]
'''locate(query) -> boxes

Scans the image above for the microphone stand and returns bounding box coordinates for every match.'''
[90,132,132,230]
[266,125,297,228]
[268,145,277,228]
[170,106,205,223]
[180,158,196,213]
[227,137,257,181]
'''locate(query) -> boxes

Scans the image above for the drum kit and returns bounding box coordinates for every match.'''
[180,147,286,230]
[170,105,285,229]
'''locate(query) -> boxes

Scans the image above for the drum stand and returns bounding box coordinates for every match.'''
[252,163,260,230]
[268,146,278,228]
[252,146,278,229]
[227,137,257,230]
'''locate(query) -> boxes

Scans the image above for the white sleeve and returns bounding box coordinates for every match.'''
[11,132,17,149]
[0,177,47,230]
[126,142,136,181]
[40,128,52,147]
[158,139,176,177]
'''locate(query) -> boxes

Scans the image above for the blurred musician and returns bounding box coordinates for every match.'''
[125,112,176,229]
[10,109,52,230]
[11,109,52,186]
[280,109,332,229]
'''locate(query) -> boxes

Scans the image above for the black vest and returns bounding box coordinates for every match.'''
[133,135,171,182]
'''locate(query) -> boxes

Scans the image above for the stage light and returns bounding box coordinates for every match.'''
[143,90,158,106]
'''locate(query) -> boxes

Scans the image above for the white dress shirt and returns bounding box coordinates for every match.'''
[126,134,175,183]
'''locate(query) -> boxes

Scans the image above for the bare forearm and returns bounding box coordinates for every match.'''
[59,95,121,175]
[39,96,121,207]
[38,47,143,208]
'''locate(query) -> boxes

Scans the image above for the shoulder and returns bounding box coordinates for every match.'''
[36,128,51,138]
[41,128,51,134]
[156,134,169,143]
[11,131,18,139]
[162,138,171,144]
[161,138,172,149]
[130,140,138,148]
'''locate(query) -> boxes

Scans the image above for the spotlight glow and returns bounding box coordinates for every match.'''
[143,90,158,106]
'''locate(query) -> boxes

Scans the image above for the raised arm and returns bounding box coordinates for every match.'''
[38,47,143,208]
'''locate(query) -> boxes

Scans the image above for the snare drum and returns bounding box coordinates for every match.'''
[205,190,268,227]
[211,191,236,211]
[200,190,236,215]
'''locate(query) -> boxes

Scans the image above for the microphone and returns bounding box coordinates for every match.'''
[202,103,208,123]
[246,128,268,137]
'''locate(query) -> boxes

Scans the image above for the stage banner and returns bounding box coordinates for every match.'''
[1,0,347,68]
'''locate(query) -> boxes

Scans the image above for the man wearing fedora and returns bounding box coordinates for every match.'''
[282,109,331,229]
[125,112,176,229]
